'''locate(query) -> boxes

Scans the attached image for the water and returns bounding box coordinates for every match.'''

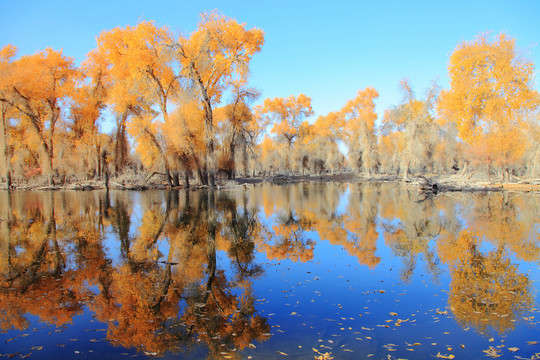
[0,183,538,359]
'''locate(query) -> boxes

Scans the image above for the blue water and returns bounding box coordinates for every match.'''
[0,183,538,359]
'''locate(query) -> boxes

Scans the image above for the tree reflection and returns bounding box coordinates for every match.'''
[0,192,89,330]
[438,230,533,335]
[0,190,270,357]
[0,184,537,354]
[380,187,442,282]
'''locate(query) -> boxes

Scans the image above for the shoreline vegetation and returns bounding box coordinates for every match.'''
[1,14,539,193]
[2,172,538,193]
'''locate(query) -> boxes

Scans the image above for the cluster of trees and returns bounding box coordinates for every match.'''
[1,16,538,187]
[1,183,537,349]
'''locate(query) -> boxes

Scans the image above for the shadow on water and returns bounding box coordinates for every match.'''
[0,184,538,359]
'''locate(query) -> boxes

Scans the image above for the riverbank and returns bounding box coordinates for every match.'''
[1,172,539,192]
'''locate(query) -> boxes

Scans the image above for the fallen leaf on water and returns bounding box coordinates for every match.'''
[483,347,502,358]
[389,312,398,316]
[527,341,538,345]
[434,352,455,359]
[507,347,519,352]
[276,351,288,356]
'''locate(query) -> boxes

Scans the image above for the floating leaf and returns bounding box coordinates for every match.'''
[483,347,502,358]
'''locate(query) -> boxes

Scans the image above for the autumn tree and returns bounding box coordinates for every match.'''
[0,48,78,185]
[341,87,379,175]
[214,81,260,179]
[67,51,110,180]
[163,97,206,186]
[297,111,345,175]
[262,94,313,174]
[439,33,539,181]
[0,45,17,188]
[383,79,440,179]
[93,21,180,186]
[175,11,264,187]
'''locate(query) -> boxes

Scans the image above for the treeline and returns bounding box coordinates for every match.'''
[0,13,538,188]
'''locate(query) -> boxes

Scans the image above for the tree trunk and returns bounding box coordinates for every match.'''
[172,171,180,187]
[461,160,469,176]
[243,142,249,178]
[184,170,190,189]
[503,167,510,183]
[46,142,54,186]
[198,168,208,186]
[114,111,130,175]
[96,145,102,180]
[286,142,292,176]
[402,161,410,181]
[102,150,109,192]
[229,139,236,180]
[163,166,173,187]
[1,120,11,189]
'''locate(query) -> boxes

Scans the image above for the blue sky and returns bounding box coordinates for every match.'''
[1,0,538,132]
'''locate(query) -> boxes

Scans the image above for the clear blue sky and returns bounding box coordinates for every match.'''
[1,0,538,132]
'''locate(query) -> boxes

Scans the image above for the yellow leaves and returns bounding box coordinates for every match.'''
[264,94,313,147]
[483,346,502,358]
[94,21,176,112]
[439,31,540,158]
[10,48,77,102]
[180,11,264,104]
[0,44,17,64]
[434,353,455,359]
[341,87,378,134]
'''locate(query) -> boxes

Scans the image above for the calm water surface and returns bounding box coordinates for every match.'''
[0,183,538,359]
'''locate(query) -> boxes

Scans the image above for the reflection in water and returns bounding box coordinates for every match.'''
[439,230,533,335]
[0,184,538,357]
